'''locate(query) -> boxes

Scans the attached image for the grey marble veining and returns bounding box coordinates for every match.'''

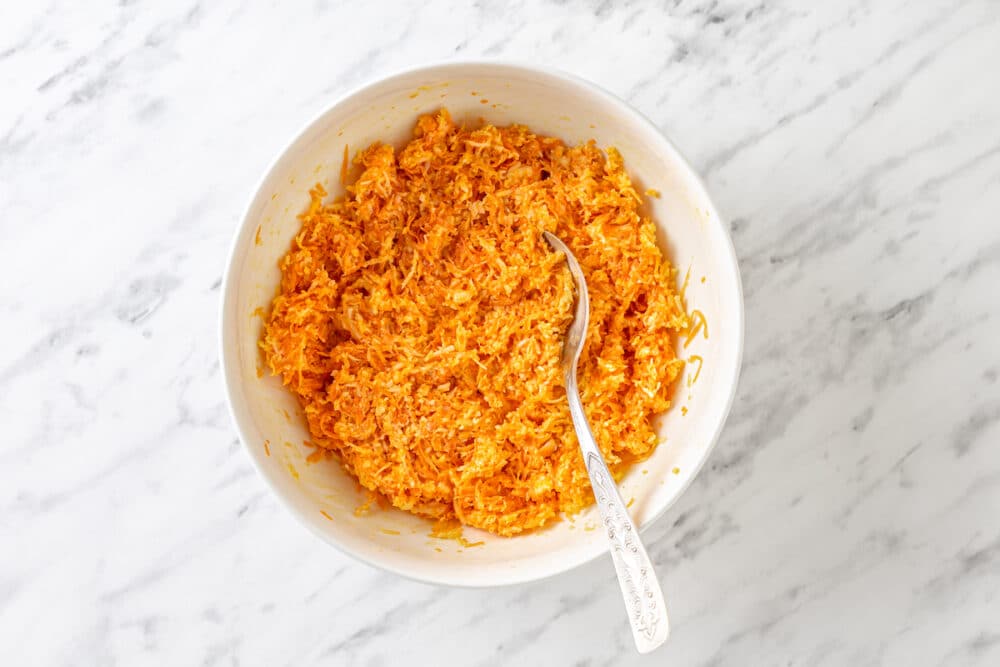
[2,0,998,665]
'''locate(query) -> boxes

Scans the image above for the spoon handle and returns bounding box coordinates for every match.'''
[566,389,670,653]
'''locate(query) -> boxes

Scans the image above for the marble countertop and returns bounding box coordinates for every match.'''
[3,1,999,664]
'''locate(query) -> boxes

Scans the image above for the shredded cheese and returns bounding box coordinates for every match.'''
[686,354,704,387]
[340,144,349,186]
[683,309,708,348]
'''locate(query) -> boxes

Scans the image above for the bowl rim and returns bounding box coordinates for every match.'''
[219,59,745,587]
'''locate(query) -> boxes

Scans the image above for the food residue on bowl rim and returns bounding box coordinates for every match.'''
[340,145,349,185]
[684,310,708,347]
[686,355,704,386]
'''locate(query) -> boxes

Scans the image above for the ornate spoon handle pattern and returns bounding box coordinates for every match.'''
[585,451,669,652]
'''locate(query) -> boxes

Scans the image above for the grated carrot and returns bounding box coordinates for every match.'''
[679,266,692,302]
[686,354,703,387]
[340,144,349,186]
[306,447,326,465]
[683,309,708,348]
[261,110,686,536]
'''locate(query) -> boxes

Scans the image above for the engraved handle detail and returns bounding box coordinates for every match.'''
[562,378,670,653]
[585,452,670,653]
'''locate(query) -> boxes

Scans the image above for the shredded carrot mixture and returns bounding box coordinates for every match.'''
[261,110,687,536]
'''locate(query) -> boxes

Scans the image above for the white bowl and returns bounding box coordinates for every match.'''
[220,62,743,587]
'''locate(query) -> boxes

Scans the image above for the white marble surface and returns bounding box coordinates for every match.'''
[3,0,999,664]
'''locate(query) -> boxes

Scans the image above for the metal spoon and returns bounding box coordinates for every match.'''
[543,231,670,654]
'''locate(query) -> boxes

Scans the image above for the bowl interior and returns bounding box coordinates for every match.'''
[221,63,742,586]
